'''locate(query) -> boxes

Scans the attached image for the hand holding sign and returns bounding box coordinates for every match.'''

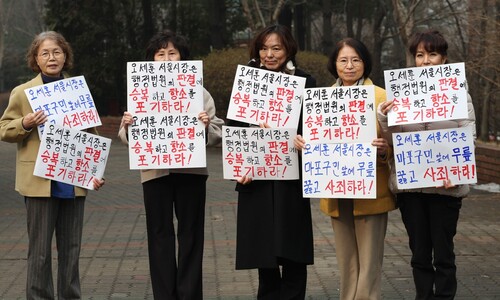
[34,124,111,190]
[22,110,48,130]
[24,76,102,137]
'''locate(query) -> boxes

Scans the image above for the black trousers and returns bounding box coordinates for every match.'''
[398,192,462,300]
[142,173,207,300]
[257,258,307,300]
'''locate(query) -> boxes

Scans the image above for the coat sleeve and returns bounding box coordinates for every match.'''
[458,93,476,139]
[376,102,404,146]
[0,86,34,143]
[203,88,224,147]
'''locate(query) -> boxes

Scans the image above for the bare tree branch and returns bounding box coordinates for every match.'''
[253,0,266,28]
[272,0,287,22]
[391,0,427,65]
[241,0,256,32]
[445,0,467,57]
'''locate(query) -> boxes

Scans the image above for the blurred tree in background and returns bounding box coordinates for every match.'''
[0,0,498,140]
[0,0,46,90]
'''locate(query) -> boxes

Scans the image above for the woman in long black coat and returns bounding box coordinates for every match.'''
[228,24,315,300]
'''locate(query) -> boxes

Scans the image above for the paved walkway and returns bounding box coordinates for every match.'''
[0,141,499,299]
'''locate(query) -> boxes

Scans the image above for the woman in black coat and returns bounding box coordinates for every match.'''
[228,24,315,300]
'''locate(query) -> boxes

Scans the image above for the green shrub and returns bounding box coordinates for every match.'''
[201,48,333,121]
[296,51,334,88]
[201,48,248,121]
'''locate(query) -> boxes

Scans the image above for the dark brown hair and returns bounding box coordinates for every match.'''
[249,24,298,70]
[26,31,73,73]
[408,30,448,58]
[145,30,190,61]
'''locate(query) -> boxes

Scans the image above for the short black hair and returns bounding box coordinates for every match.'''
[145,30,190,60]
[408,30,448,58]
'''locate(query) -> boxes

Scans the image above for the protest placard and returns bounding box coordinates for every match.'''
[384,62,468,126]
[128,113,206,169]
[392,126,476,189]
[34,124,110,190]
[226,65,306,129]
[222,126,299,180]
[24,76,101,137]
[303,85,376,143]
[301,142,377,198]
[126,60,206,170]
[127,61,204,114]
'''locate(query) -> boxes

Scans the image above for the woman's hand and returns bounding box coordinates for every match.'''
[92,178,105,191]
[22,110,47,130]
[372,137,389,157]
[237,175,252,185]
[259,122,271,129]
[442,179,455,189]
[294,134,306,151]
[198,111,210,128]
[120,111,134,130]
[379,100,394,116]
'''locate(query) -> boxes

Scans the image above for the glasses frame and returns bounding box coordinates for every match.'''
[336,58,363,68]
[37,50,64,60]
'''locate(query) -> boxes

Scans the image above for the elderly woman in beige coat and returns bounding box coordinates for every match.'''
[0,31,104,299]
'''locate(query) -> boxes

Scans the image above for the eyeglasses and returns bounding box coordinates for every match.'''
[336,58,363,67]
[38,50,64,60]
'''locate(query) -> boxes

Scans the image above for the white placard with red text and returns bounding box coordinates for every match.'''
[24,76,101,137]
[302,85,376,143]
[393,126,476,189]
[226,65,306,129]
[127,61,204,115]
[384,62,468,126]
[128,113,206,169]
[222,126,299,180]
[34,124,110,190]
[301,142,377,198]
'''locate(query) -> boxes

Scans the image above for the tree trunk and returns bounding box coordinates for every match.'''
[0,0,7,92]
[371,0,386,86]
[272,0,287,22]
[322,0,333,55]
[346,0,354,37]
[277,4,292,29]
[141,0,155,45]
[208,0,227,49]
[479,0,490,140]
[355,0,363,40]
[253,0,266,28]
[168,0,178,32]
[0,19,4,92]
[391,0,419,66]
[294,3,306,50]
[445,0,467,58]
[305,8,312,50]
[241,0,256,32]
[495,0,500,137]
[480,80,492,141]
